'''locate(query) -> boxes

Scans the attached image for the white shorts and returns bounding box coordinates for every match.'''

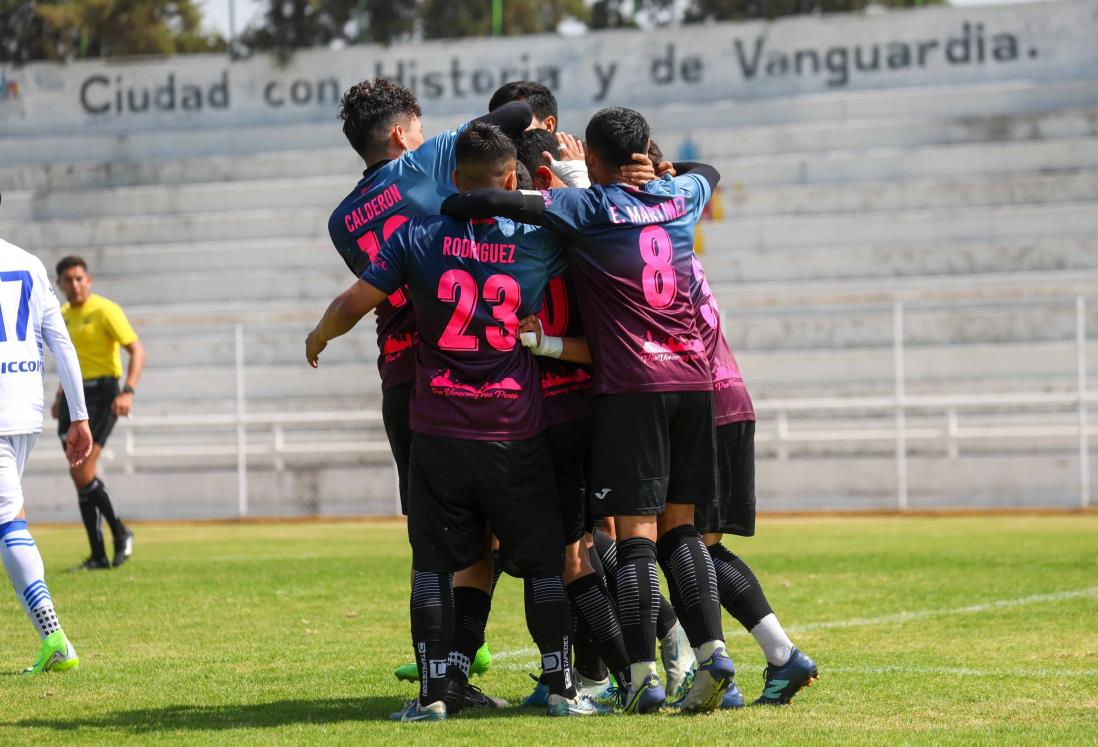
[0,433,38,525]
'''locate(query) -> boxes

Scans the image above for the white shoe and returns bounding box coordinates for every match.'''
[575,671,611,698]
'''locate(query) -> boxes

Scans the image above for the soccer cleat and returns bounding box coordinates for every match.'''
[394,643,492,683]
[575,671,610,697]
[659,621,696,699]
[546,693,611,717]
[113,527,134,568]
[442,678,509,714]
[388,699,446,722]
[721,680,746,709]
[520,673,551,708]
[622,672,666,714]
[68,556,110,572]
[589,681,625,710]
[754,648,819,705]
[23,631,79,674]
[679,647,735,713]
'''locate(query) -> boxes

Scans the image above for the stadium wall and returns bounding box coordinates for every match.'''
[2,0,1097,135]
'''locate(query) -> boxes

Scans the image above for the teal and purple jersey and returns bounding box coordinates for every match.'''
[533,173,714,395]
[328,125,466,390]
[535,269,593,428]
[690,255,755,425]
[361,215,566,441]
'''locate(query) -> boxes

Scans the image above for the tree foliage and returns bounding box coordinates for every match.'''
[1,0,225,63]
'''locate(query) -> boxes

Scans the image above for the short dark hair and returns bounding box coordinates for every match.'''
[489,81,557,123]
[514,129,558,178]
[585,107,650,169]
[515,161,533,190]
[455,122,518,188]
[56,256,87,277]
[647,139,664,164]
[338,78,422,161]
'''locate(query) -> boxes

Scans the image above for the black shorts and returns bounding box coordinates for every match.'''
[695,421,756,537]
[589,391,718,518]
[58,377,119,447]
[381,382,414,515]
[407,432,564,577]
[544,417,593,545]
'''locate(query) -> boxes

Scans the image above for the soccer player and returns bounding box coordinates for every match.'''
[489,81,558,133]
[686,213,820,707]
[309,122,603,719]
[327,78,533,692]
[1,235,93,673]
[442,107,736,714]
[513,128,698,703]
[51,256,142,570]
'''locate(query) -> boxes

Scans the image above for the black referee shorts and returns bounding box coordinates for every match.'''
[407,432,564,578]
[589,391,718,518]
[695,420,756,537]
[58,377,119,448]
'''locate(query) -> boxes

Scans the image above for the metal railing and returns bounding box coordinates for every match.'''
[98,293,1095,516]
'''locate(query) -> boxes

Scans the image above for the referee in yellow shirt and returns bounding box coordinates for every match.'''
[50,257,146,570]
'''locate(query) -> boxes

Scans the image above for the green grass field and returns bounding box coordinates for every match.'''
[1,515,1096,745]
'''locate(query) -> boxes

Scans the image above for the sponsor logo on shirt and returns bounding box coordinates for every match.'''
[429,369,523,400]
[0,359,42,374]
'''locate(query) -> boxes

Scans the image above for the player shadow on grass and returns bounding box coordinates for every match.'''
[12,697,539,732]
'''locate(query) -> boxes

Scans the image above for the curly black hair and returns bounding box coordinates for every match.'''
[489,81,557,124]
[585,107,650,169]
[338,78,422,162]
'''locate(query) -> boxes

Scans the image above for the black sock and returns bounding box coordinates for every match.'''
[83,478,125,539]
[447,586,491,686]
[76,491,106,561]
[591,530,618,597]
[524,576,575,698]
[708,543,774,631]
[490,550,504,596]
[572,615,608,683]
[410,570,454,706]
[656,524,724,648]
[567,573,630,687]
[615,537,660,665]
[656,594,679,640]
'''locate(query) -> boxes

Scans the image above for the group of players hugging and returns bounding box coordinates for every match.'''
[304,78,819,720]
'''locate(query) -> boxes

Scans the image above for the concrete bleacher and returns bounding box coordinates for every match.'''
[4,72,1098,519]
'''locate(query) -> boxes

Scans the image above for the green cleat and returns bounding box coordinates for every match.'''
[394,643,493,682]
[23,631,78,674]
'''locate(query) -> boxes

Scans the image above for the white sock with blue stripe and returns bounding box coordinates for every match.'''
[1,520,62,640]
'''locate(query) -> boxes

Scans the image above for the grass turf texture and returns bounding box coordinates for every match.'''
[0,516,1096,745]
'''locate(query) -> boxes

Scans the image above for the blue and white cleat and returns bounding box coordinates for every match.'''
[721,680,746,709]
[546,693,612,716]
[754,648,819,705]
[521,673,551,708]
[388,699,446,722]
[622,672,666,714]
[575,671,611,698]
[659,621,696,700]
[679,647,735,713]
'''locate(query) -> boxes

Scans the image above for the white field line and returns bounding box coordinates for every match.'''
[787,586,1098,633]
[491,587,1098,672]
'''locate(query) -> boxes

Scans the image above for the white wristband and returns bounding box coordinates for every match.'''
[532,335,564,359]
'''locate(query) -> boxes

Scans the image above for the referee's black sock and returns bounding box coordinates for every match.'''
[656,524,724,648]
[567,573,630,688]
[410,570,454,706]
[83,478,126,539]
[707,543,773,631]
[614,536,660,665]
[76,487,106,562]
[524,576,576,698]
[447,586,491,686]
